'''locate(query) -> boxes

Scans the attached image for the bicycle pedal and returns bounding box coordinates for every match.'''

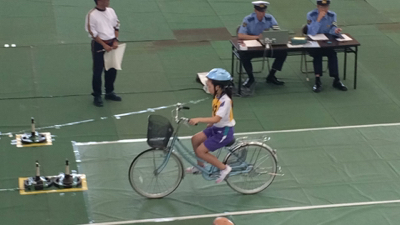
[203,165,218,173]
[210,173,219,179]
[186,170,201,175]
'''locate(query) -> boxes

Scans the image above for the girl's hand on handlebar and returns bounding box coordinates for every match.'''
[189,118,200,126]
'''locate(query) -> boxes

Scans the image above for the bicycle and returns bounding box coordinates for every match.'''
[128,103,280,198]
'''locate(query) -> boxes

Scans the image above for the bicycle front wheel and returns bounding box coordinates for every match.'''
[129,149,184,198]
[224,143,277,194]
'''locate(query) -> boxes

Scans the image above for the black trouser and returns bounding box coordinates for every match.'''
[240,50,287,81]
[308,49,339,78]
[91,40,117,97]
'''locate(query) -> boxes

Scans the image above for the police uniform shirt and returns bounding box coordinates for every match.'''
[306,9,337,36]
[85,7,120,40]
[238,13,278,36]
[212,94,235,128]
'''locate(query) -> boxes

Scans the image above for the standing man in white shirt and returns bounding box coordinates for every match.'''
[85,0,121,107]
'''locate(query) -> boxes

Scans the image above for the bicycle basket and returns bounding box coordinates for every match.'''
[147,115,174,149]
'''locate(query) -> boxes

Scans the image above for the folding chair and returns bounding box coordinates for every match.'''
[300,25,328,81]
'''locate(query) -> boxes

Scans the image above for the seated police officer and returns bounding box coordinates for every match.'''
[307,0,347,93]
[238,1,287,88]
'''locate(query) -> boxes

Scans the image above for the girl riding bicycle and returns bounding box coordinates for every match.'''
[188,68,235,183]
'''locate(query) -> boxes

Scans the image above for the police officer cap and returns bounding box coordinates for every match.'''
[252,1,270,12]
[317,0,330,6]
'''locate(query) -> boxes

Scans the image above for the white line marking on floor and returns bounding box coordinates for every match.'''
[82,199,400,225]
[0,98,208,136]
[113,98,208,119]
[73,122,400,146]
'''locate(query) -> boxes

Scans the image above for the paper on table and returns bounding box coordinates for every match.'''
[304,41,320,48]
[243,40,262,47]
[308,34,328,41]
[197,72,209,93]
[336,34,352,42]
[287,41,320,48]
[104,43,126,71]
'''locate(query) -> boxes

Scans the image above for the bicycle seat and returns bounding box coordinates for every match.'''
[225,138,236,147]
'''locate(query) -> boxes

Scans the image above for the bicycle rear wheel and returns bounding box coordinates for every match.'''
[224,143,277,194]
[129,149,184,198]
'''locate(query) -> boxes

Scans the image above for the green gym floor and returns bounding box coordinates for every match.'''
[1,0,400,224]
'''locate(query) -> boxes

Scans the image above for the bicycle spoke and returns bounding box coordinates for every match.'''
[155,176,162,194]
[152,151,157,170]
[159,177,171,193]
[254,154,270,167]
[145,176,156,193]
[252,147,262,165]
[248,148,256,166]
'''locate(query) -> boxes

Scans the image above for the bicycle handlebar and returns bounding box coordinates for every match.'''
[173,103,191,124]
[172,104,198,126]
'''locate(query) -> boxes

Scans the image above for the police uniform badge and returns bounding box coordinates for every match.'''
[332,22,337,27]
[307,20,311,25]
[272,25,280,30]
[322,0,327,4]
[243,22,247,27]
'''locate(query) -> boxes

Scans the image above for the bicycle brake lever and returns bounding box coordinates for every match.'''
[187,119,198,126]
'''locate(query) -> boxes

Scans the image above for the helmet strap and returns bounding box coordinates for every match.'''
[214,86,219,98]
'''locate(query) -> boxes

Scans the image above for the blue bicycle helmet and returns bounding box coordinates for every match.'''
[206,68,232,81]
[206,68,234,98]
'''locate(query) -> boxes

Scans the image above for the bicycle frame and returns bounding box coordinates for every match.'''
[155,107,253,181]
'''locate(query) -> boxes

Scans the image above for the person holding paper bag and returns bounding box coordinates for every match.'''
[85,0,122,107]
[238,1,287,89]
[306,0,347,93]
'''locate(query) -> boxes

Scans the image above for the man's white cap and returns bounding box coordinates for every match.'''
[252,1,270,11]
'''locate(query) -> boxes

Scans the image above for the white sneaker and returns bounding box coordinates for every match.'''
[216,165,232,183]
[186,166,203,174]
